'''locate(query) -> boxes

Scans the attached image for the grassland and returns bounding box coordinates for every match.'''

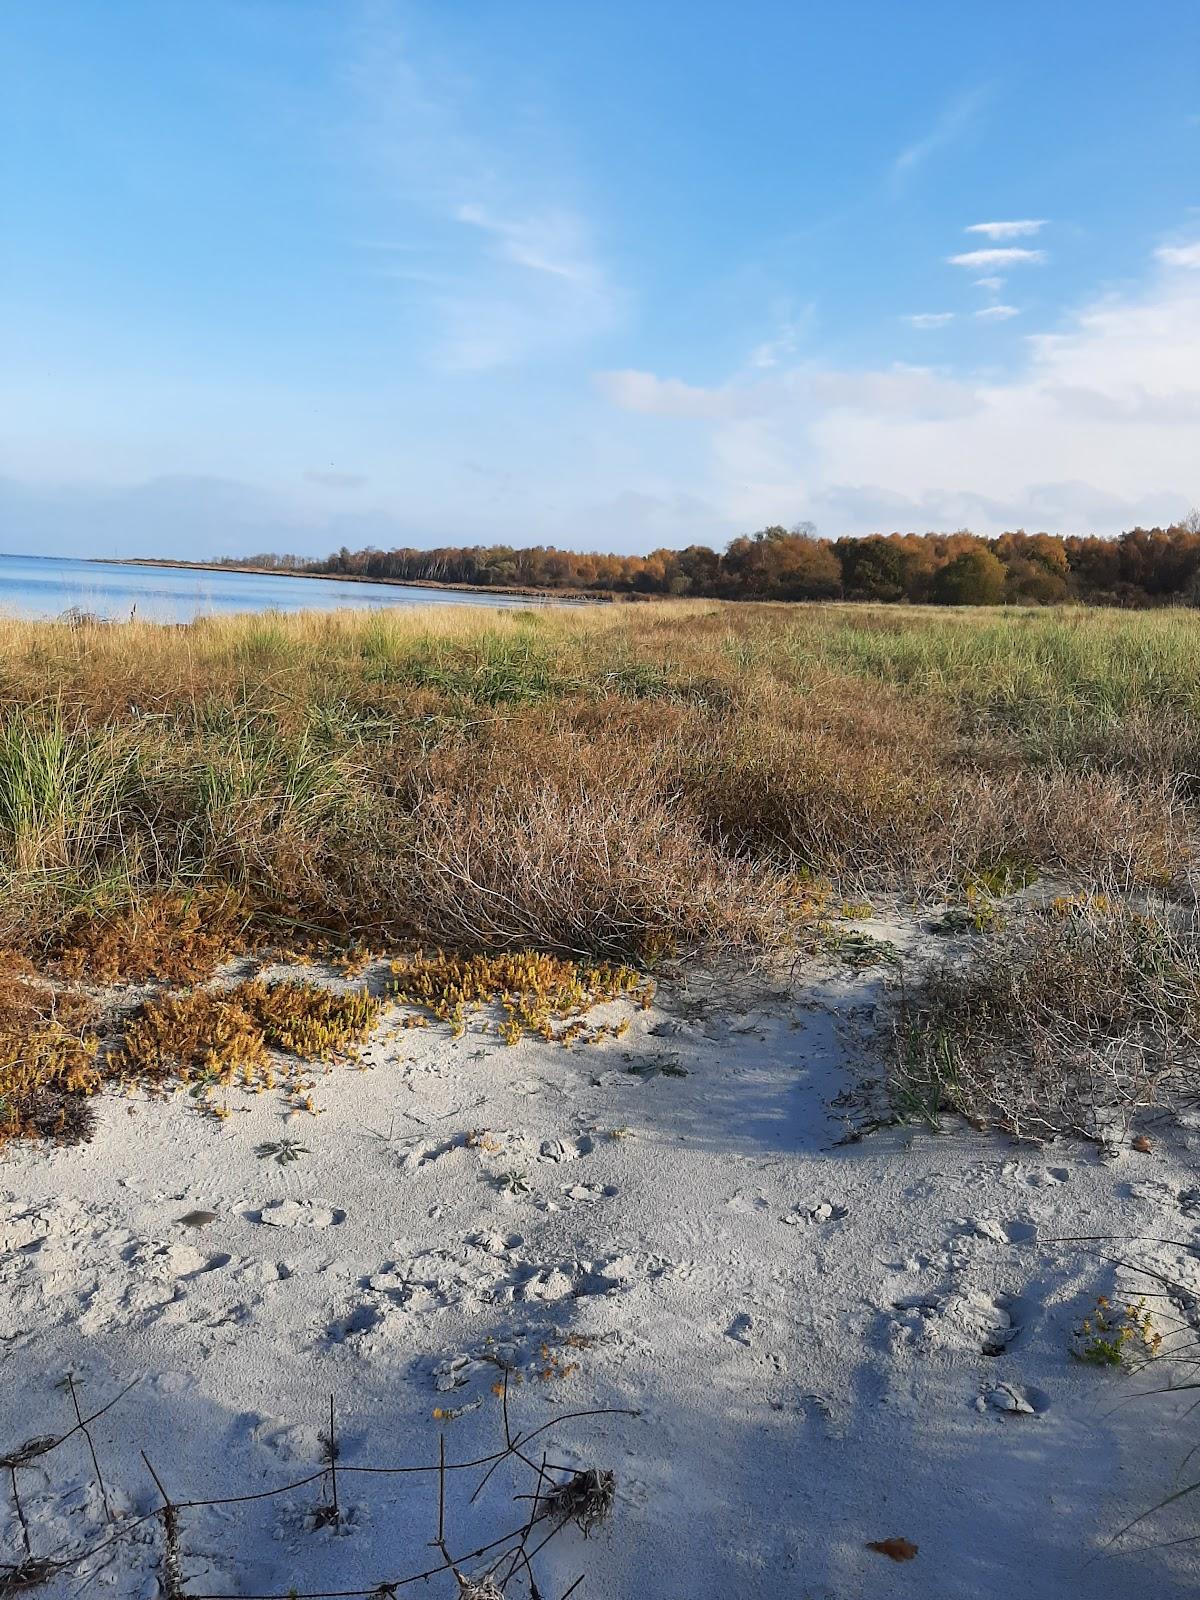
[0,599,1194,972]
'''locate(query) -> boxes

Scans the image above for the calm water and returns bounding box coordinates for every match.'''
[0,553,546,623]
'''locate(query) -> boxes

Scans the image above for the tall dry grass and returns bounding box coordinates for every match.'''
[0,601,1193,966]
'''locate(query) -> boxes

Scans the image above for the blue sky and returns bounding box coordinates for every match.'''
[3,0,1199,558]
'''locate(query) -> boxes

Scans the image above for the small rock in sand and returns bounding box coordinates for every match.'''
[978,1382,1039,1416]
[178,1210,219,1229]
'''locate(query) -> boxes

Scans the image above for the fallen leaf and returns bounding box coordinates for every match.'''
[1131,1135,1153,1153]
[866,1537,918,1562]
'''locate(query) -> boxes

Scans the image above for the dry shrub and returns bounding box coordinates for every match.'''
[688,707,1187,892]
[397,729,802,958]
[0,958,101,1149]
[56,888,250,983]
[894,897,1200,1139]
[961,768,1189,891]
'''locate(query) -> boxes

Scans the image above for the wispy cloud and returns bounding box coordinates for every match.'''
[948,247,1046,269]
[748,314,808,370]
[973,275,1006,292]
[905,312,956,329]
[454,205,604,288]
[350,11,619,370]
[891,88,987,186]
[1156,241,1200,268]
[966,219,1047,239]
[975,304,1020,321]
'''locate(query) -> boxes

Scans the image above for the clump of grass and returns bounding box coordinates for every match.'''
[892,898,1200,1140]
[256,1137,309,1165]
[389,949,653,1045]
[538,1467,616,1535]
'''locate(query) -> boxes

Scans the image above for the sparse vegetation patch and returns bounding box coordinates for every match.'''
[389,949,654,1044]
[892,898,1200,1139]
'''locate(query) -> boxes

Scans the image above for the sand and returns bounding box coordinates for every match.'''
[2,911,1199,1598]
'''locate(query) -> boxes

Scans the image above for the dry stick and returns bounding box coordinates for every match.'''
[497,1450,548,1591]
[327,1395,338,1521]
[436,1434,445,1551]
[31,1392,631,1599]
[190,1510,558,1599]
[141,1453,184,1600]
[7,1467,31,1559]
[173,1469,328,1510]
[343,1407,639,1479]
[66,1374,113,1525]
[2,1377,141,1468]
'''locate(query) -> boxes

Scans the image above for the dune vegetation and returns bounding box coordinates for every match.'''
[0,599,1194,971]
[1,597,1199,1150]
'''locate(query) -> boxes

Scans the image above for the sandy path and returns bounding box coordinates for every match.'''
[2,925,1199,1598]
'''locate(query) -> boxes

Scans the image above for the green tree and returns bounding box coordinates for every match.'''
[931,547,1007,606]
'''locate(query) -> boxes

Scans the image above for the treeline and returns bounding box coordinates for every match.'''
[224,520,1200,605]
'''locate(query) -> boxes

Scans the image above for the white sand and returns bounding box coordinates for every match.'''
[3,914,1200,1598]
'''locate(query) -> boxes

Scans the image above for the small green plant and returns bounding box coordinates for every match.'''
[927,895,1003,936]
[891,1024,959,1131]
[1071,1295,1162,1368]
[966,860,1039,898]
[496,1168,531,1195]
[826,928,900,969]
[256,1138,310,1166]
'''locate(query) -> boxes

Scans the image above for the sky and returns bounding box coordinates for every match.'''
[3,0,1200,560]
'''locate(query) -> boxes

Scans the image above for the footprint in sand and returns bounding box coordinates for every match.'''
[726,1312,754,1345]
[960,1216,1039,1246]
[781,1202,848,1226]
[976,1380,1048,1417]
[562,1183,617,1204]
[1002,1162,1071,1188]
[889,1288,1020,1356]
[257,1200,344,1229]
[538,1135,595,1163]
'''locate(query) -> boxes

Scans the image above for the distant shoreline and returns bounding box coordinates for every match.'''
[93,557,612,604]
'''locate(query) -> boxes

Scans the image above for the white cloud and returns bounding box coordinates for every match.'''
[975,304,1020,321]
[906,312,955,329]
[594,370,750,419]
[973,276,1006,292]
[966,219,1047,239]
[948,248,1047,268]
[596,247,1200,536]
[1156,241,1200,268]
